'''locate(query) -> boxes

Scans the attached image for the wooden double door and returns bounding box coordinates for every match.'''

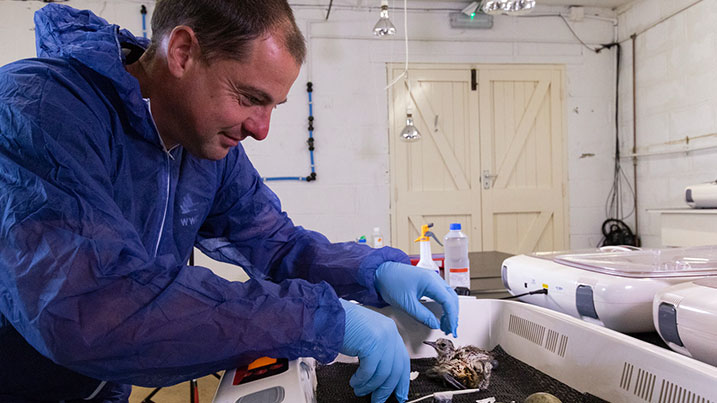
[389,64,568,255]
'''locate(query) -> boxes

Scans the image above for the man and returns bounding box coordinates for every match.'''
[0,1,459,402]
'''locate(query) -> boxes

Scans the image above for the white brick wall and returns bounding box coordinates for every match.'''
[275,5,618,249]
[618,0,717,247]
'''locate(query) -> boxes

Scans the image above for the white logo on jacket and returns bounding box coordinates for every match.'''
[179,194,199,226]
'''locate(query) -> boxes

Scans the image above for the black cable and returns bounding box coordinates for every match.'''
[595,42,618,53]
[500,288,547,300]
[600,218,637,246]
[325,0,333,20]
[608,43,622,220]
[600,43,637,247]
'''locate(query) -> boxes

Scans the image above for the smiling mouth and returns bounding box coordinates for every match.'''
[220,131,243,142]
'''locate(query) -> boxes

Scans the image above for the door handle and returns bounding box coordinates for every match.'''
[482,170,498,189]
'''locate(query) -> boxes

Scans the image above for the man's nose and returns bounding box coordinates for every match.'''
[243,106,272,141]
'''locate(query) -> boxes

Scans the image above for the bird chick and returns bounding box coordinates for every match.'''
[423,338,496,390]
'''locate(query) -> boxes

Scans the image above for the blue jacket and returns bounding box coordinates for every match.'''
[0,3,409,392]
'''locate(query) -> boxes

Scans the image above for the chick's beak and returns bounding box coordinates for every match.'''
[423,340,438,349]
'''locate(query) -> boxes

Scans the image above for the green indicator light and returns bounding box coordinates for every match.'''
[470,12,475,19]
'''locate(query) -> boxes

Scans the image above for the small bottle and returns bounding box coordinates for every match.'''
[444,223,470,290]
[371,227,384,248]
[356,235,367,246]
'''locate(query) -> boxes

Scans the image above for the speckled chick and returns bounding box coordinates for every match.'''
[423,338,496,390]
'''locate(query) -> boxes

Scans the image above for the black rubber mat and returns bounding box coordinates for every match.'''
[316,345,608,402]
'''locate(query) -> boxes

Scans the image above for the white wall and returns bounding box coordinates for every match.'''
[617,0,717,247]
[267,2,619,250]
[0,0,619,253]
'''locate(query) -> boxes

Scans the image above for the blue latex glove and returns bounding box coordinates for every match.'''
[375,261,459,337]
[339,299,410,403]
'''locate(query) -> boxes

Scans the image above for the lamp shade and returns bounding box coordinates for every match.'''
[373,3,396,37]
[400,114,421,142]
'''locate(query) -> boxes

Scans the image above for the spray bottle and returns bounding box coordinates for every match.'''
[414,223,443,276]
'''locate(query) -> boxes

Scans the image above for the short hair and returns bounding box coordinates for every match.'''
[147,0,306,65]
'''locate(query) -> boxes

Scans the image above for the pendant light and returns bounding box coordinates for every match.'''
[508,0,536,15]
[376,0,419,142]
[400,111,421,142]
[481,0,536,15]
[481,0,504,15]
[400,78,421,142]
[373,0,396,37]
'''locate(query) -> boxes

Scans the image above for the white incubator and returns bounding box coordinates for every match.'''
[501,245,717,333]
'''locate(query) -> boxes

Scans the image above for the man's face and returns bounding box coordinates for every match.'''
[173,34,300,160]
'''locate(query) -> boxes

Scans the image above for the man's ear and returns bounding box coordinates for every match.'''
[165,25,202,78]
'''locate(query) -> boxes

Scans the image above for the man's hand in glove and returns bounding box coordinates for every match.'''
[339,299,409,403]
[375,261,459,337]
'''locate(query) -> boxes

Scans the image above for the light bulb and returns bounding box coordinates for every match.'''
[373,2,396,37]
[400,113,421,142]
[482,0,536,15]
[481,0,505,15]
[509,0,536,15]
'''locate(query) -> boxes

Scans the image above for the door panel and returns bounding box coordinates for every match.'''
[389,67,481,255]
[480,68,566,254]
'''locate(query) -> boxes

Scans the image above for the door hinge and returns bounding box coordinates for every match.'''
[471,68,477,91]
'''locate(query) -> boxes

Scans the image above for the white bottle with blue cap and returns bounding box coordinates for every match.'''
[444,223,470,290]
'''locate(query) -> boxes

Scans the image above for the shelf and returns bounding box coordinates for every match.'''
[648,208,717,215]
[649,209,717,247]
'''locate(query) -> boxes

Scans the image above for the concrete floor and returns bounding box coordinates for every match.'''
[129,374,221,403]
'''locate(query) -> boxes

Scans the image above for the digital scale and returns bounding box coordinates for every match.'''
[500,246,717,333]
[212,357,317,403]
[212,298,717,403]
[654,278,717,367]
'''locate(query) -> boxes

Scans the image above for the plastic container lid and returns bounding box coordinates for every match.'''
[449,223,461,230]
[695,277,717,289]
[536,245,717,278]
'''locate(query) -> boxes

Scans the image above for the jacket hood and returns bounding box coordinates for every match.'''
[35,3,150,71]
[34,4,155,141]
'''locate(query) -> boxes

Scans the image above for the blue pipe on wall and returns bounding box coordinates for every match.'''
[265,176,306,182]
[263,82,317,183]
[140,5,147,38]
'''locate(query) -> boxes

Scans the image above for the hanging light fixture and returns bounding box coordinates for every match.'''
[481,0,536,15]
[481,0,504,15]
[509,0,536,15]
[373,0,396,37]
[400,111,421,142]
[400,77,421,142]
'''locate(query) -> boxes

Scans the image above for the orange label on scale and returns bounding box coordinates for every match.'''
[248,357,277,370]
[233,357,289,385]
